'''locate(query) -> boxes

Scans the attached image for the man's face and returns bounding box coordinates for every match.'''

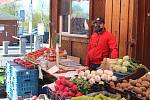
[94,22,104,33]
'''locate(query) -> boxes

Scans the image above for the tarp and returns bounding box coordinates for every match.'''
[0,0,15,5]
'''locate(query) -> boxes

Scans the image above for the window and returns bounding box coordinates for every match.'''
[59,0,89,37]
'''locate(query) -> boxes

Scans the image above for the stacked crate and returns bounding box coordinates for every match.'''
[6,61,38,100]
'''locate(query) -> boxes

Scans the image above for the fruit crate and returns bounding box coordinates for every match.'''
[6,61,38,83]
[8,88,35,100]
[6,61,39,100]
[11,64,38,83]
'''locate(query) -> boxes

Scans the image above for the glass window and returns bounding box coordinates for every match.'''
[60,0,89,36]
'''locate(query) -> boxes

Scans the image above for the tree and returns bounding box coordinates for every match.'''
[0,2,20,16]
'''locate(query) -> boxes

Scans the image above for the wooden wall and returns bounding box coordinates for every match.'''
[105,0,136,58]
[50,0,150,68]
[136,0,150,69]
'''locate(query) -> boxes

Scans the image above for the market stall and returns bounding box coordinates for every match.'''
[5,47,150,100]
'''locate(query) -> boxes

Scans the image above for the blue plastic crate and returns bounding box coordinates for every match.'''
[11,81,38,94]
[11,87,38,100]
[11,64,38,83]
[6,61,39,99]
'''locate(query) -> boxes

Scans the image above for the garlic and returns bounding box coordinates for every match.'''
[104,70,109,75]
[91,71,96,76]
[112,76,117,81]
[87,74,92,79]
[89,78,95,84]
[95,75,101,82]
[96,69,103,76]
[79,71,84,77]
[107,70,113,76]
[101,74,108,81]
[82,76,87,80]
[107,75,112,81]
[84,70,90,76]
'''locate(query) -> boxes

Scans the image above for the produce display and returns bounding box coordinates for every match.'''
[25,48,65,62]
[101,56,141,73]
[14,58,35,69]
[54,76,83,98]
[78,69,117,85]
[109,72,150,100]
[72,93,126,100]
[71,77,91,94]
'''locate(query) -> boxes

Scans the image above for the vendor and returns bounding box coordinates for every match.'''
[85,17,118,70]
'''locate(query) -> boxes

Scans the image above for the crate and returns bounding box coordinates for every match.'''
[11,64,38,83]
[6,61,39,99]
[11,81,38,95]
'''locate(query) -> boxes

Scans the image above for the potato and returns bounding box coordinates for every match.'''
[116,83,121,87]
[140,76,147,81]
[145,91,150,97]
[137,79,142,83]
[128,85,134,90]
[141,76,150,82]
[123,80,128,83]
[121,83,130,89]
[141,97,147,100]
[134,87,142,94]
[110,81,115,87]
[136,83,142,87]
[129,79,137,86]
[142,92,147,97]
[140,87,147,91]
[141,81,150,88]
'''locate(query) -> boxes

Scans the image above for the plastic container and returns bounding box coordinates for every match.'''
[6,61,39,100]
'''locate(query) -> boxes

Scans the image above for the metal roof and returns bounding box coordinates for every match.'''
[0,13,19,20]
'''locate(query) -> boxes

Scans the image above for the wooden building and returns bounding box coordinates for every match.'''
[0,13,18,45]
[49,0,150,69]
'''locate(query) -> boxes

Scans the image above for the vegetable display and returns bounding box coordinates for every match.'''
[78,69,117,85]
[54,76,83,98]
[72,94,126,100]
[101,56,141,73]
[71,77,91,95]
[109,72,150,100]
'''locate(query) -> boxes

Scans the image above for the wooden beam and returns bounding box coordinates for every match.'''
[105,0,113,32]
[119,0,129,57]
[128,0,134,56]
[111,0,121,51]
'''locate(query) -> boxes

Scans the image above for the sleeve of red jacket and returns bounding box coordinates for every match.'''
[108,32,118,59]
[85,36,93,66]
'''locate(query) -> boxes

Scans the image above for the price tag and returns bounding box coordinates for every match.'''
[48,65,59,74]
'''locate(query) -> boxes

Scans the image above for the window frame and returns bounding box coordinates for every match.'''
[59,0,89,37]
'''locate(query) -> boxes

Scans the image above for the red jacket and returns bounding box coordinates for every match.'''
[85,31,118,66]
